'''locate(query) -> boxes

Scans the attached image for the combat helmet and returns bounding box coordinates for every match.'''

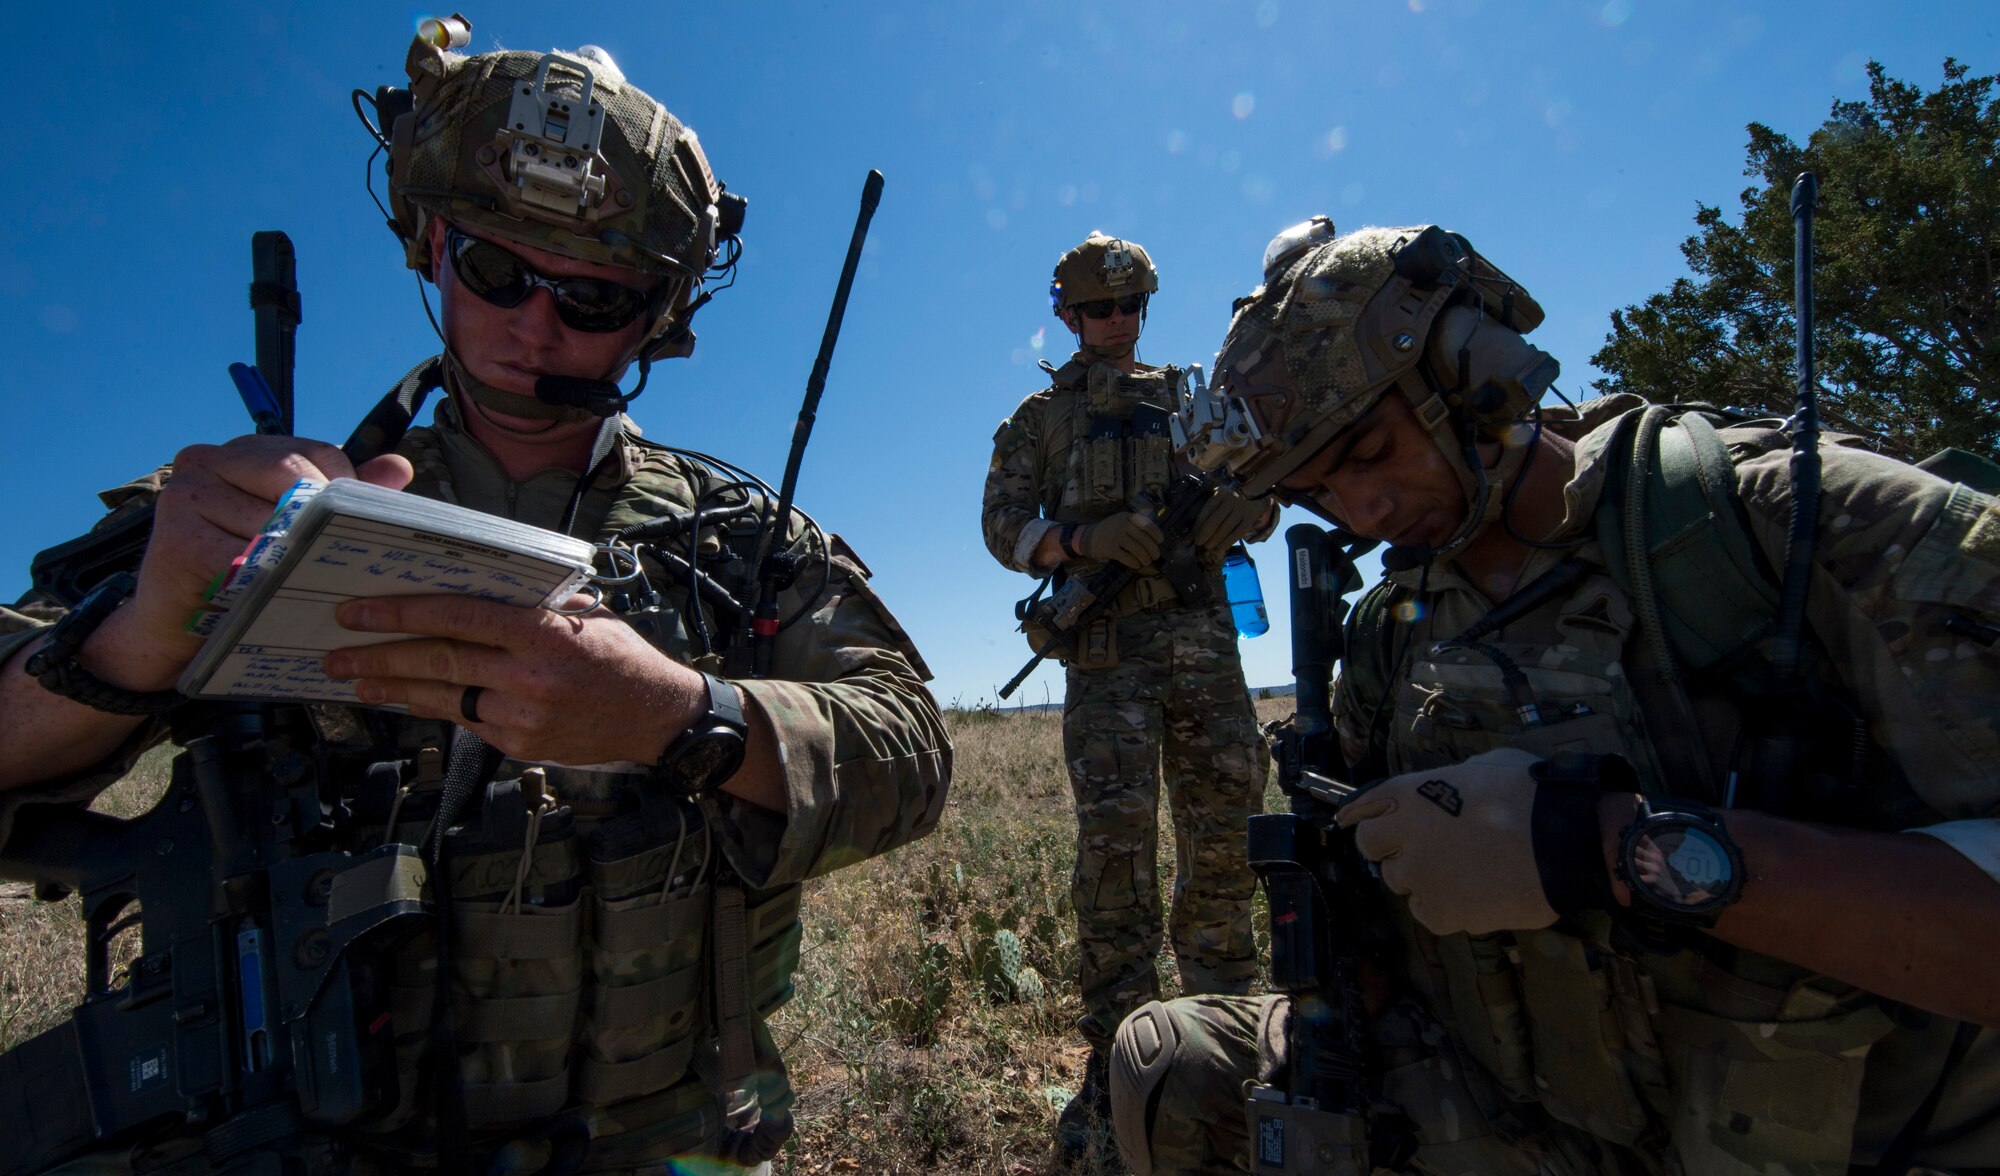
[1177,221,1559,559]
[1049,232,1159,313]
[363,14,746,365]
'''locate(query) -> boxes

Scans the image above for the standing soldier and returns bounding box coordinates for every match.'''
[981,232,1273,1162]
[1110,221,2000,1175]
[0,16,949,1174]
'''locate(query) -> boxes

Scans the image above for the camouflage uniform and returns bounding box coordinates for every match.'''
[982,354,1267,1042]
[1114,403,2000,1174]
[0,391,952,1173]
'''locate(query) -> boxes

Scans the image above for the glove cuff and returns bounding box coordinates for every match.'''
[1529,767,1620,917]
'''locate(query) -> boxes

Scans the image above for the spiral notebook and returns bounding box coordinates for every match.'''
[176,478,597,704]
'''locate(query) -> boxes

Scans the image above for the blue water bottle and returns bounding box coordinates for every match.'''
[1222,544,1270,637]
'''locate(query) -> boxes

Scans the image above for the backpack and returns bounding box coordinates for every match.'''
[1343,403,2000,759]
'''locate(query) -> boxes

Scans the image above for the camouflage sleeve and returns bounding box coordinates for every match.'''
[981,396,1057,575]
[1732,443,2000,823]
[716,534,951,889]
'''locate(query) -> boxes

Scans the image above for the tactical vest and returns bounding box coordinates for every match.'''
[1051,360,1181,523]
[1042,359,1220,626]
[336,418,806,1165]
[1341,407,1994,1173]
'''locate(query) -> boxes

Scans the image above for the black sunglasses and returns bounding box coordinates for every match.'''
[445,227,669,333]
[1075,293,1148,320]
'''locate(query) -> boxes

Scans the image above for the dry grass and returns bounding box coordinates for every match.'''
[0,744,172,1049]
[0,700,1292,1173]
[775,696,1289,1175]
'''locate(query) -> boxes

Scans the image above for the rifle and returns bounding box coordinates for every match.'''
[1243,523,1413,1175]
[997,458,1216,700]
[0,707,434,1174]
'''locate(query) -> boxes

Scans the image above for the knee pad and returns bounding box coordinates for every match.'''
[1109,1001,1181,1176]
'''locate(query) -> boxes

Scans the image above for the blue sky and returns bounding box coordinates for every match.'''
[3,1,1992,707]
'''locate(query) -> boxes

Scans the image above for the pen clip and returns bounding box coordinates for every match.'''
[229,362,286,435]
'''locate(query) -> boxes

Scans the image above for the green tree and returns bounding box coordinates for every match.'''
[1592,60,1999,460]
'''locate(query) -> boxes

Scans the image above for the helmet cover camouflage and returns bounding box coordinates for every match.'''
[1050,232,1160,311]
[382,18,731,314]
[1185,224,1549,497]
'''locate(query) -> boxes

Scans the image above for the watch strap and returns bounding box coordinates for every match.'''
[23,572,182,717]
[650,672,748,796]
[699,672,746,734]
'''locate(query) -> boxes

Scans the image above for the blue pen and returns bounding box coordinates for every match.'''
[228,363,287,435]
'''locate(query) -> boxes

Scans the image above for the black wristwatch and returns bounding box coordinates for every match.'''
[1615,799,1745,927]
[24,572,182,716]
[651,672,748,797]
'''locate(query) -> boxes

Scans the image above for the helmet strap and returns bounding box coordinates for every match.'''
[444,352,604,424]
[1392,366,1533,565]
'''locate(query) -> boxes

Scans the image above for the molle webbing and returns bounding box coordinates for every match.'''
[1062,366,1177,515]
[592,894,708,952]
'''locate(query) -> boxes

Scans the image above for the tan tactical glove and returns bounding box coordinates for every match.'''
[1074,512,1164,569]
[1336,747,1609,936]
[1192,489,1270,552]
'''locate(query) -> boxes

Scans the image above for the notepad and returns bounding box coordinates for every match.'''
[177,478,598,704]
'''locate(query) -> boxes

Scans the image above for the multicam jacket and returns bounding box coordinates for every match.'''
[1331,400,2000,1173]
[983,354,1265,614]
[0,395,952,1171]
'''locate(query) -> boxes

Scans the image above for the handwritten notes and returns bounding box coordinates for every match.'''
[178,479,597,704]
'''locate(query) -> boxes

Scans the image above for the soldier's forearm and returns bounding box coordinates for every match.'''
[1597,794,2000,1027]
[0,622,151,791]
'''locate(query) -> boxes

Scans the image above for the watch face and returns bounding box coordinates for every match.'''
[1627,822,1734,909]
[678,739,732,782]
[666,729,746,795]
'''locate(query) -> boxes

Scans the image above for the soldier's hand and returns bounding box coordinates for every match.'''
[1336,747,1587,936]
[1076,511,1163,569]
[322,593,713,770]
[115,437,414,689]
[1192,489,1271,551]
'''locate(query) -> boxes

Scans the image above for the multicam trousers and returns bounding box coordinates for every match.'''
[1063,602,1266,1045]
